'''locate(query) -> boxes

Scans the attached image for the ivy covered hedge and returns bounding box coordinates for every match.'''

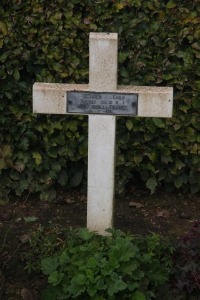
[0,0,200,201]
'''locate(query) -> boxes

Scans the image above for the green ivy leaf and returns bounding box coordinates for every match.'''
[40,189,57,202]
[118,52,129,63]
[14,69,20,81]
[32,152,42,165]
[9,171,20,180]
[1,145,12,158]
[0,158,6,169]
[5,91,13,100]
[146,177,157,194]
[69,169,83,187]
[20,179,29,191]
[48,189,57,202]
[153,118,165,128]
[51,162,61,173]
[126,119,133,131]
[120,67,129,78]
[58,170,68,186]
[191,184,200,194]
[174,176,184,189]
[132,290,146,300]
[0,21,8,35]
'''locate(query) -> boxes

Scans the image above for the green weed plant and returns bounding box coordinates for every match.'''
[25,222,200,299]
[38,228,173,300]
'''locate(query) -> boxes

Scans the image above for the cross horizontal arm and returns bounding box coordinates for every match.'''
[33,83,173,118]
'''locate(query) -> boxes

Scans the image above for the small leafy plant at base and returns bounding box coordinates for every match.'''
[169,221,200,299]
[38,228,173,300]
[24,224,68,273]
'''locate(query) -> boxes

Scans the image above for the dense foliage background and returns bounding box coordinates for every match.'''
[0,0,199,201]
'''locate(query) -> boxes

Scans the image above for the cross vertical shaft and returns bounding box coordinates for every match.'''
[87,33,118,234]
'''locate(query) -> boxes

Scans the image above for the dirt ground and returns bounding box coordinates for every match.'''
[0,188,200,299]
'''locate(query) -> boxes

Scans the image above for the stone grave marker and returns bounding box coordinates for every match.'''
[33,32,173,235]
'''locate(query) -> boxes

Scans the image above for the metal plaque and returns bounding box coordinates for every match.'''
[67,91,138,115]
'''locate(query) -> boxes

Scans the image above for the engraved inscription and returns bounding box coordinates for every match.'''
[67,92,138,115]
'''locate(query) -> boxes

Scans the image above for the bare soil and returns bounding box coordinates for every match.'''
[0,188,200,299]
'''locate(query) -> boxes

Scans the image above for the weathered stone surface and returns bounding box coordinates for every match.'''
[33,83,173,118]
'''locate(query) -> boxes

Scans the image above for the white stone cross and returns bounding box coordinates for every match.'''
[33,32,173,235]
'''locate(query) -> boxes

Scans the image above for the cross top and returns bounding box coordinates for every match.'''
[33,32,173,234]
